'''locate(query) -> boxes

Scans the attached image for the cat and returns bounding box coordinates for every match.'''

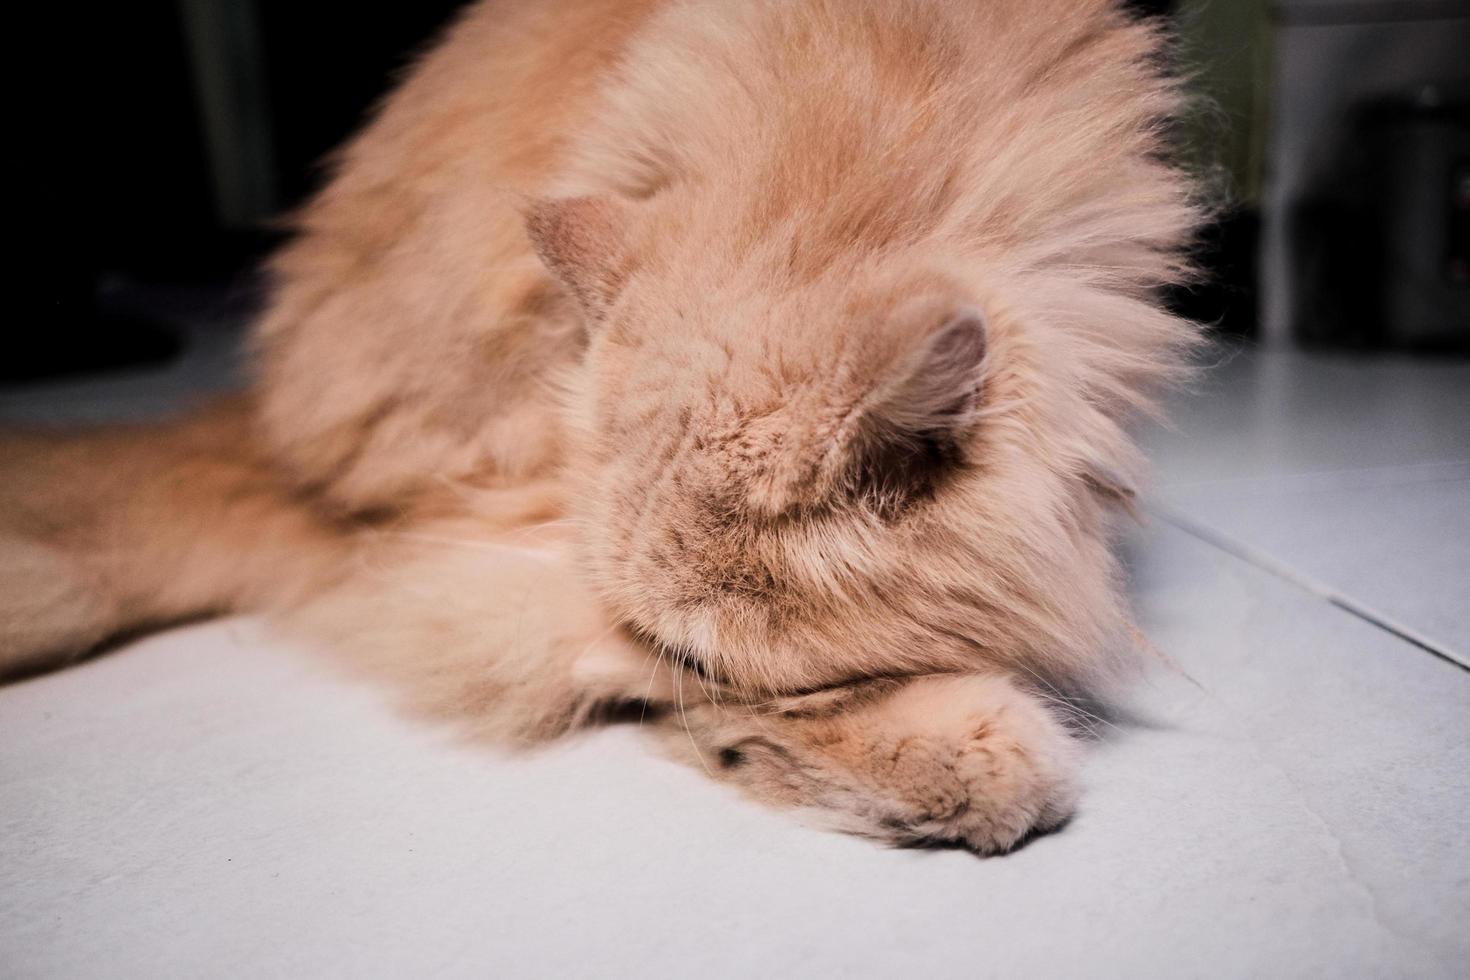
[0,0,1202,852]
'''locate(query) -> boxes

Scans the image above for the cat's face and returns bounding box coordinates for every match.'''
[528,197,1126,697]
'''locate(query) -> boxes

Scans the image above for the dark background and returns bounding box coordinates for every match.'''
[24,2,464,382]
[19,1,1469,384]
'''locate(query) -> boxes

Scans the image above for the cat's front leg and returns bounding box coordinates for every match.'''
[669,673,1081,854]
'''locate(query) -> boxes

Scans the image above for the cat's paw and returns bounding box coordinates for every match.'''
[839,674,1081,851]
[676,673,1080,854]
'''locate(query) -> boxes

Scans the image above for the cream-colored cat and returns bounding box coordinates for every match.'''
[1,0,1201,852]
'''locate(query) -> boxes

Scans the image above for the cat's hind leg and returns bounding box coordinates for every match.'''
[0,400,350,678]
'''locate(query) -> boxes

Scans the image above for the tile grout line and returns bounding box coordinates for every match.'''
[1156,459,1470,495]
[1147,502,1470,675]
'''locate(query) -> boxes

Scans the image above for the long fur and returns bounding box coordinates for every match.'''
[0,0,1202,853]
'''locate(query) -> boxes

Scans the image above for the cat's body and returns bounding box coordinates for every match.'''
[2,0,1201,852]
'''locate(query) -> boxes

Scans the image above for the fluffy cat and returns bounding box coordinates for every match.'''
[0,0,1201,852]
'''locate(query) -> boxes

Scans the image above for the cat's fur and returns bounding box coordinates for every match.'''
[0,0,1201,852]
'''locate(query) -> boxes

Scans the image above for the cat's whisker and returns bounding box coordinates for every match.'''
[639,644,668,731]
[676,663,716,780]
[1010,660,1121,737]
[689,660,720,708]
[576,621,624,663]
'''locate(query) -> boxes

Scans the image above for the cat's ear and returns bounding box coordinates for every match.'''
[876,302,989,436]
[524,196,630,318]
[841,301,989,505]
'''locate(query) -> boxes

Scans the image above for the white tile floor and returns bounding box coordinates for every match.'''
[2,344,1468,978]
[1146,348,1470,666]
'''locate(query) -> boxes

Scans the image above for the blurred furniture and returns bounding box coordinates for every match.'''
[1263,0,1470,349]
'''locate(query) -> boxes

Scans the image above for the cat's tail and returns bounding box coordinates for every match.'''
[0,398,351,678]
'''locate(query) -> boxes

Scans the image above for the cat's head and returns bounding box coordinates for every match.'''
[528,195,1153,697]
